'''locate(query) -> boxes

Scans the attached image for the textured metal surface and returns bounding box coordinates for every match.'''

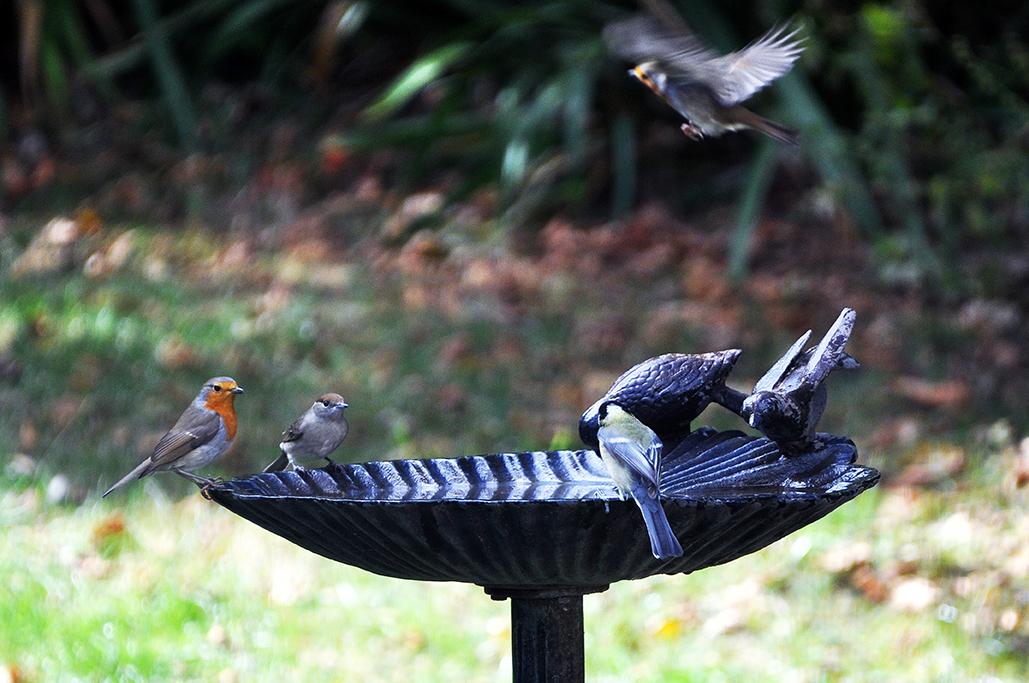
[578,351,742,448]
[207,428,878,588]
[511,596,584,683]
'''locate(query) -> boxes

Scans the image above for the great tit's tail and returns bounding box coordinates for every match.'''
[102,458,153,498]
[633,490,684,560]
[262,450,290,474]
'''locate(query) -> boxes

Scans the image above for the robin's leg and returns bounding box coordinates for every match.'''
[680,122,704,140]
[175,468,218,486]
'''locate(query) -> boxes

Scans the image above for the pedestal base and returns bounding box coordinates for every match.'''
[483,586,607,683]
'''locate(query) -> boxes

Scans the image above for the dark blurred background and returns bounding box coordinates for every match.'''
[1,2,1027,681]
[1,0,1026,485]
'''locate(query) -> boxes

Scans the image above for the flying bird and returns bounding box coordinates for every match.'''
[263,393,350,472]
[596,402,683,560]
[103,376,244,497]
[604,15,804,144]
[741,308,859,453]
[580,350,746,451]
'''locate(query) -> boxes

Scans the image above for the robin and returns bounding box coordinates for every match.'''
[102,376,244,497]
[263,393,349,472]
[604,15,804,144]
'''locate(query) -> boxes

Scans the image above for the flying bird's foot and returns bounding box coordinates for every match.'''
[324,457,336,467]
[680,122,704,140]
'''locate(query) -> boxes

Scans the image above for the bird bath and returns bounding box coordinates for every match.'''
[206,427,878,682]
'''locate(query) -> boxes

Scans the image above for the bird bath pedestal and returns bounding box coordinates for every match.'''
[207,428,878,682]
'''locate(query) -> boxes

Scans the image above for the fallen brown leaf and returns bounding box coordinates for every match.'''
[850,564,889,603]
[1016,437,1029,489]
[892,377,971,409]
[892,447,966,487]
[92,512,126,546]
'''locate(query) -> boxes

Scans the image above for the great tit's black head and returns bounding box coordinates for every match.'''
[578,399,604,448]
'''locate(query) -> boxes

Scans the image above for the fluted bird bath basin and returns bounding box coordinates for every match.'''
[207,428,878,682]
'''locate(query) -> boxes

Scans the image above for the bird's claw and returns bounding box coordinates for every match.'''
[198,477,224,499]
[680,122,704,140]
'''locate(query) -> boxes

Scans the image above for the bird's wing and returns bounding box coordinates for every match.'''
[603,15,719,72]
[806,384,828,436]
[280,415,305,443]
[602,432,663,489]
[804,308,856,386]
[150,406,221,467]
[754,330,812,393]
[704,24,804,105]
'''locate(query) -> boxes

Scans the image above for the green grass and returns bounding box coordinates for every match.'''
[1,221,906,495]
[2,446,1025,681]
[2,220,1026,680]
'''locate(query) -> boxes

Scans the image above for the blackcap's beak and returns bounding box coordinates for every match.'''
[338,401,349,409]
[232,386,245,394]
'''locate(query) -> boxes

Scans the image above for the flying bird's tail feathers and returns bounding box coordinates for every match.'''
[633,489,684,560]
[733,107,799,145]
[102,458,153,498]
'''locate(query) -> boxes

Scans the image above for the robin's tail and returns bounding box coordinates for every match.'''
[633,490,684,560]
[733,107,799,146]
[102,458,154,498]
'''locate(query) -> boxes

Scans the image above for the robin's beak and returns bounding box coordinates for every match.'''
[232,386,245,394]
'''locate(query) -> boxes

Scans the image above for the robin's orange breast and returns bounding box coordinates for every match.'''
[204,399,238,440]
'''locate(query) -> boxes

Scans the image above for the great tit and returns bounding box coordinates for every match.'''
[597,402,684,560]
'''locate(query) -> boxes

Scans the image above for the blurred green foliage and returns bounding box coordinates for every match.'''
[2,1,1027,288]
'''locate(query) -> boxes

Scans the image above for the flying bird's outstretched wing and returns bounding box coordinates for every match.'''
[604,16,804,106]
[703,24,805,105]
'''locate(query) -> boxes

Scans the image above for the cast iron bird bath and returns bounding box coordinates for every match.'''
[205,428,878,682]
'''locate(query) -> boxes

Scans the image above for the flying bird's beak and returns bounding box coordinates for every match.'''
[232,386,245,394]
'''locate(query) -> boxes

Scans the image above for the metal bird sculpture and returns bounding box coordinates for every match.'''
[741,308,859,453]
[604,15,804,144]
[579,350,746,451]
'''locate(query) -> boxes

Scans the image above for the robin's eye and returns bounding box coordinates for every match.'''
[212,385,222,392]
